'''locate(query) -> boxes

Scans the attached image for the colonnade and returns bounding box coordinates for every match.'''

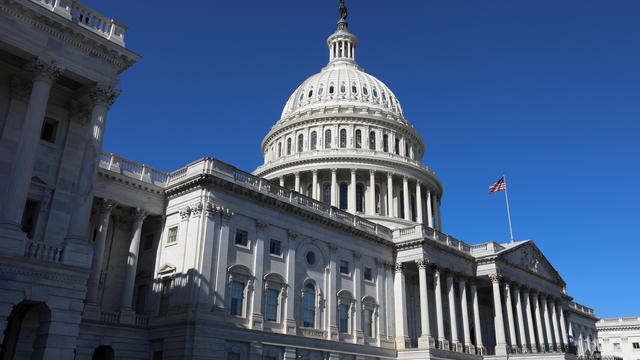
[277,169,441,229]
[569,321,598,356]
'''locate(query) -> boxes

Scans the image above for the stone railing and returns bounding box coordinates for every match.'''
[470,242,505,255]
[393,224,474,255]
[135,314,149,327]
[597,317,640,325]
[299,327,327,339]
[24,240,63,263]
[100,311,119,324]
[29,0,128,46]
[569,302,595,316]
[99,152,169,186]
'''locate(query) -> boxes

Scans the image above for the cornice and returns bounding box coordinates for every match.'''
[97,169,165,196]
[478,256,566,293]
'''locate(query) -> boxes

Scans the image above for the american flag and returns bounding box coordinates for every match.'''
[489,176,506,193]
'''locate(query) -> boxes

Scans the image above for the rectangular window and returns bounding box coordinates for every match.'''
[20,199,40,240]
[633,342,640,349]
[230,281,244,316]
[158,278,172,316]
[614,343,621,351]
[339,260,349,275]
[227,353,240,360]
[167,226,178,244]
[234,230,248,246]
[339,304,349,333]
[364,267,373,282]
[364,308,373,337]
[269,239,281,256]
[383,134,388,152]
[395,138,400,154]
[266,289,279,322]
[40,117,58,143]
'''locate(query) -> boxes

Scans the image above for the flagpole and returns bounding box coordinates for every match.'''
[503,172,514,243]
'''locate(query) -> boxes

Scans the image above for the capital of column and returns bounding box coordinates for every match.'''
[205,201,220,218]
[256,219,268,233]
[328,243,338,254]
[133,208,148,225]
[387,172,393,179]
[331,168,337,174]
[191,202,204,217]
[220,208,234,222]
[352,250,361,261]
[415,259,430,269]
[394,262,405,273]
[179,206,191,220]
[350,169,356,175]
[26,58,64,84]
[10,76,32,102]
[489,273,502,284]
[88,84,121,108]
[369,169,375,176]
[287,230,298,242]
[312,169,318,175]
[99,199,116,216]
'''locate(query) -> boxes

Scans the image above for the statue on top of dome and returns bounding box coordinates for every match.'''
[339,0,348,20]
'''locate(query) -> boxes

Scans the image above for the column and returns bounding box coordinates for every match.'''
[416,260,433,348]
[121,208,148,309]
[471,283,484,354]
[66,85,120,241]
[375,260,386,345]
[459,279,472,352]
[353,251,363,344]
[534,293,547,351]
[402,176,410,221]
[434,267,446,348]
[349,169,356,213]
[558,302,568,348]
[386,173,394,217]
[504,283,518,351]
[327,245,338,340]
[368,170,376,215]
[551,298,562,351]
[0,59,62,228]
[283,231,297,334]
[490,274,508,356]
[331,168,337,207]
[214,209,233,311]
[514,286,528,352]
[541,296,554,351]
[523,288,537,352]
[85,199,115,304]
[279,176,284,187]
[415,182,423,224]
[312,170,318,200]
[447,273,460,350]
[426,190,434,228]
[393,263,409,349]
[250,220,267,330]
[294,172,300,193]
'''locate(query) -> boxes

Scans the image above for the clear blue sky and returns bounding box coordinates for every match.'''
[89,1,639,318]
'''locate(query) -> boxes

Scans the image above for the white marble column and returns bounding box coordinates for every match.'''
[312,170,318,200]
[250,220,267,330]
[0,59,61,227]
[541,296,554,350]
[416,181,423,224]
[447,273,460,350]
[514,286,528,352]
[416,260,433,348]
[368,170,376,215]
[85,199,116,304]
[349,169,356,212]
[121,208,148,309]
[471,283,484,354]
[504,283,518,351]
[214,209,233,311]
[279,176,284,187]
[402,176,410,221]
[331,168,337,207]
[294,172,300,193]
[327,245,338,340]
[283,231,298,334]
[426,190,434,228]
[66,85,120,241]
[558,302,568,348]
[393,263,409,349]
[550,298,562,351]
[534,293,547,351]
[491,274,508,356]
[434,267,446,348]
[459,279,472,352]
[387,173,394,217]
[523,288,537,352]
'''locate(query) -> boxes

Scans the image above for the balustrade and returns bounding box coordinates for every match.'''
[24,240,63,263]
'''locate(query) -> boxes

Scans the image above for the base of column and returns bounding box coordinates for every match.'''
[284,319,296,335]
[452,341,463,352]
[395,336,410,349]
[465,343,475,354]
[495,343,509,356]
[251,313,264,330]
[438,338,449,351]
[0,221,27,257]
[418,335,435,349]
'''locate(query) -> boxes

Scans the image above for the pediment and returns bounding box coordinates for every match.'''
[158,263,176,276]
[499,241,565,285]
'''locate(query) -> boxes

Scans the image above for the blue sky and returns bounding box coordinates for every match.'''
[89,1,639,318]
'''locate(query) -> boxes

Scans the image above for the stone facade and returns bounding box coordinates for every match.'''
[0,1,600,360]
[597,317,640,360]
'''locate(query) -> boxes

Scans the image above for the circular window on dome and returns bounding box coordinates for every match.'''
[362,87,368,96]
[352,85,357,94]
[306,251,316,266]
[318,87,324,95]
[308,90,313,98]
[373,89,378,98]
[329,86,334,94]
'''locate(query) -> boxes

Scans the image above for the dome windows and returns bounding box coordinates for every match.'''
[299,93,304,102]
[382,92,387,101]
[340,85,346,93]
[373,89,378,98]
[308,90,313,98]
[351,85,357,94]
[339,129,347,148]
[311,131,317,150]
[325,129,332,148]
[318,87,324,96]
[362,87,368,96]
[329,86,335,94]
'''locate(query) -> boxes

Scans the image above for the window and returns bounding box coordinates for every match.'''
[364,308,373,337]
[308,90,313,98]
[339,129,347,148]
[399,190,405,219]
[227,352,240,360]
[310,131,317,150]
[339,304,349,333]
[234,230,248,246]
[266,288,279,322]
[230,281,244,316]
[351,85,357,94]
[382,92,387,101]
[375,185,381,214]
[355,129,361,149]
[373,89,378,98]
[278,142,282,157]
[306,251,316,266]
[158,278,172,316]
[143,233,154,250]
[297,134,303,152]
[364,266,373,281]
[307,184,313,198]
[325,130,332,148]
[405,142,410,157]
[633,343,640,349]
[20,199,39,240]
[614,343,621,351]
[369,131,376,150]
[356,183,364,212]
[329,85,334,94]
[395,138,400,154]
[323,184,331,204]
[339,183,348,210]
[318,87,324,95]
[383,134,389,152]
[340,260,349,275]
[269,239,281,256]
[287,138,292,155]
[340,84,346,93]
[40,118,58,143]
[303,283,315,328]
[362,87,368,96]
[167,227,178,244]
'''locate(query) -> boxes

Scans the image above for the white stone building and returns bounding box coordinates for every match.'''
[597,317,640,360]
[0,1,600,359]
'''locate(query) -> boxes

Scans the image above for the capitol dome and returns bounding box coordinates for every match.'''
[254,15,443,230]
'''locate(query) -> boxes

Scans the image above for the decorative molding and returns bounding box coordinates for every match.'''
[255,219,268,232]
[394,263,404,273]
[99,199,116,215]
[415,259,429,269]
[489,273,503,284]
[179,206,191,220]
[89,84,121,108]
[190,202,203,217]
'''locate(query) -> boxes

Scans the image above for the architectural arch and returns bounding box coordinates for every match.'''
[91,345,115,360]
[0,301,51,360]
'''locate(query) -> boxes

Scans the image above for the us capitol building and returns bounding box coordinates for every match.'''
[0,1,600,359]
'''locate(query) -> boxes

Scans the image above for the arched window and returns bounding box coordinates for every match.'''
[325,130,332,148]
[287,138,292,155]
[339,183,348,210]
[310,131,317,150]
[297,134,303,152]
[355,129,362,149]
[278,142,282,157]
[323,184,331,204]
[383,134,389,152]
[356,183,364,212]
[339,129,347,148]
[363,308,373,337]
[395,138,400,155]
[318,87,324,96]
[369,131,376,150]
[373,88,378,98]
[351,85,357,94]
[302,283,315,328]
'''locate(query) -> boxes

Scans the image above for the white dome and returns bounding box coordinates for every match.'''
[278,62,405,125]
